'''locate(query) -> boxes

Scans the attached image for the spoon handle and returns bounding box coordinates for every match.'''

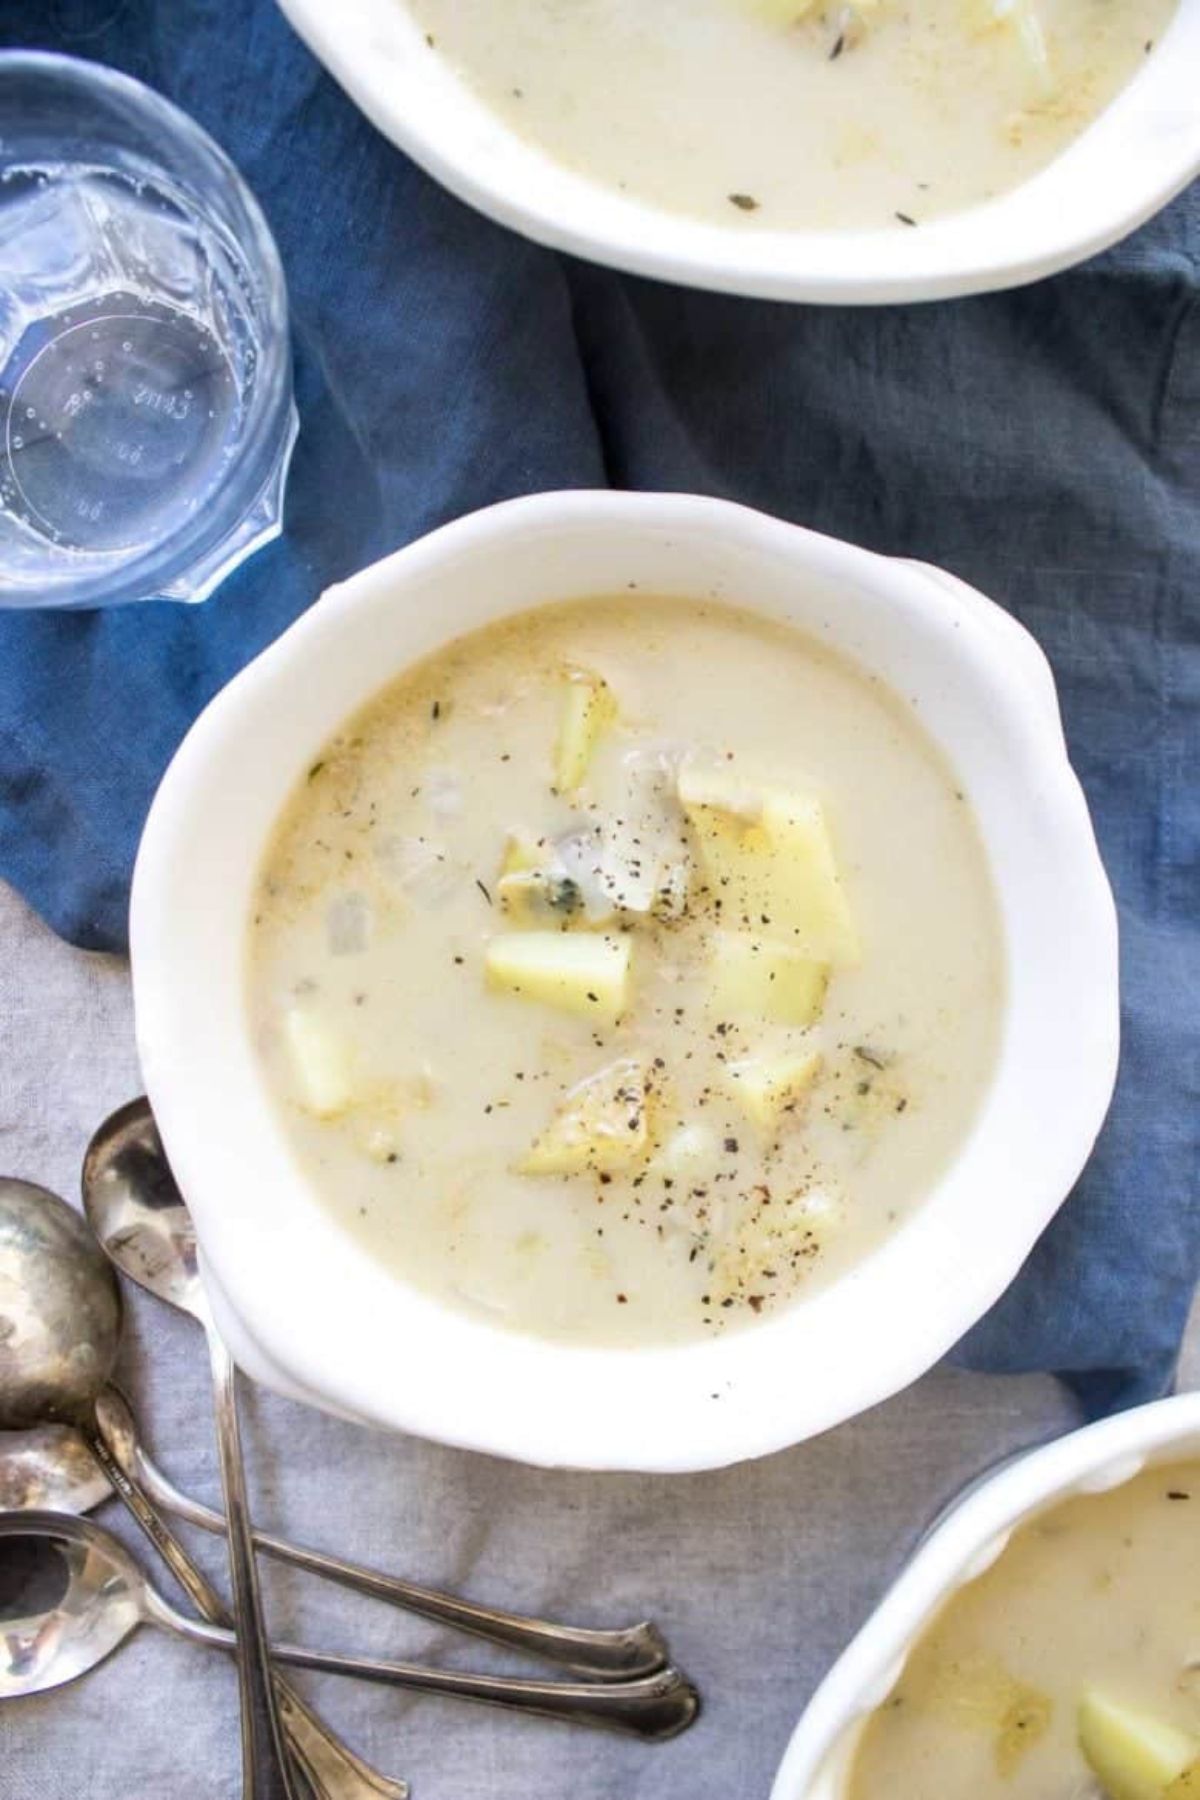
[82,1423,408,1799]
[110,1402,665,1680]
[162,1607,701,1743]
[206,1326,307,1800]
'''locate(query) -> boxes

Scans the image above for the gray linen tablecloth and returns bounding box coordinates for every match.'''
[1,879,1195,1800]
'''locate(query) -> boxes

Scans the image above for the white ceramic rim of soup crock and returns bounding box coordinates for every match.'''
[130,489,1119,1472]
[770,1387,1200,1800]
[275,0,1200,304]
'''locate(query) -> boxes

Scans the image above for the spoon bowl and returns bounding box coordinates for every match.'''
[0,1424,111,1514]
[0,1179,122,1431]
[80,1100,203,1318]
[0,1512,149,1699]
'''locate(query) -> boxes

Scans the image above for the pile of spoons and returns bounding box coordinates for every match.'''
[0,1098,700,1798]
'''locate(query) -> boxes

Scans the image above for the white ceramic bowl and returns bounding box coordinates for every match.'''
[131,490,1118,1471]
[277,0,1200,303]
[771,1387,1200,1799]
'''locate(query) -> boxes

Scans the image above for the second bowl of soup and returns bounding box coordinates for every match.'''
[278,0,1200,301]
[772,1389,1200,1800]
[131,491,1117,1469]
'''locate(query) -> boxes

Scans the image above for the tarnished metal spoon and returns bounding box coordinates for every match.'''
[1,1393,668,1681]
[0,1422,110,1514]
[0,1415,700,1738]
[0,1177,407,1800]
[76,1122,304,1800]
[82,1098,670,1681]
[0,1511,699,1739]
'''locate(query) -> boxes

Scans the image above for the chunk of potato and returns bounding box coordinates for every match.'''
[484,930,631,1020]
[497,867,585,926]
[498,831,610,926]
[709,1182,843,1306]
[519,1058,648,1175]
[554,668,616,793]
[499,830,547,877]
[722,1050,822,1132]
[282,1007,357,1118]
[760,789,859,960]
[677,761,762,821]
[1078,1692,1200,1800]
[678,763,859,963]
[709,929,829,1026]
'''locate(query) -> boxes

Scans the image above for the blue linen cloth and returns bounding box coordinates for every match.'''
[0,0,1196,1413]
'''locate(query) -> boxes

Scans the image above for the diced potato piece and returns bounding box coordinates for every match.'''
[678,761,763,821]
[554,668,616,793]
[497,867,584,926]
[1167,1766,1200,1798]
[678,764,858,963]
[1078,1692,1200,1800]
[282,1007,357,1119]
[519,1058,648,1175]
[709,1182,843,1307]
[709,929,828,1026]
[723,1051,822,1132]
[500,830,546,877]
[761,790,859,961]
[499,831,608,926]
[484,930,631,1021]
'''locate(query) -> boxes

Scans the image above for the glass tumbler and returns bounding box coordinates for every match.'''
[0,53,297,609]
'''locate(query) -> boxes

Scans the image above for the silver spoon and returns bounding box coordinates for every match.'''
[0,1512,700,1739]
[0,1423,110,1514]
[0,1194,695,1742]
[74,1131,303,1800]
[0,1177,407,1800]
[82,1098,669,1681]
[2,1386,670,1683]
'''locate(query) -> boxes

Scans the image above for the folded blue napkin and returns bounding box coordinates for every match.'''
[1,0,1196,1414]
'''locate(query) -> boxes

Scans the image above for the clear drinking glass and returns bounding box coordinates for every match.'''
[0,53,297,609]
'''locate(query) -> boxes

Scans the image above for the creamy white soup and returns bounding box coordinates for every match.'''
[248,597,1003,1348]
[406,0,1175,231]
[849,1461,1200,1800]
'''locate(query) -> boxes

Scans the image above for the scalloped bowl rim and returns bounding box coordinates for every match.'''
[276,0,1200,303]
[130,490,1118,1471]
